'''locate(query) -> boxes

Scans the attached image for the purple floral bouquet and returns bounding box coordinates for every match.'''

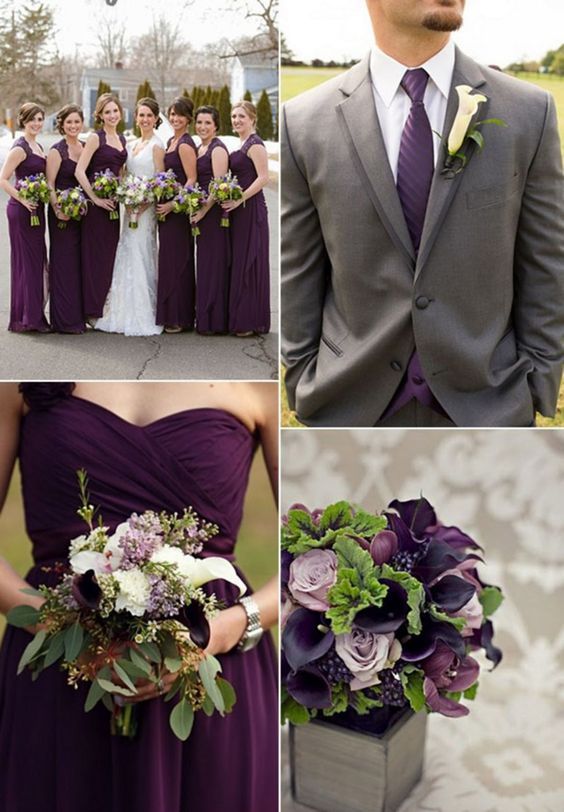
[172,184,207,237]
[55,186,88,229]
[149,169,181,222]
[115,175,155,229]
[15,173,50,226]
[208,171,243,227]
[8,470,245,740]
[92,169,120,220]
[281,498,503,731]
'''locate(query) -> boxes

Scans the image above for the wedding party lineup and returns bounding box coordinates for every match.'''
[0,0,563,811]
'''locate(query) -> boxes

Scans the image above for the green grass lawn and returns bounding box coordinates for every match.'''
[0,457,279,640]
[281,67,564,428]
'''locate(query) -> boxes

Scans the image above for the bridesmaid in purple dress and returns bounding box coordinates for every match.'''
[223,101,270,336]
[0,381,278,812]
[75,94,127,320]
[46,104,86,334]
[0,102,50,332]
[156,97,197,333]
[191,106,230,334]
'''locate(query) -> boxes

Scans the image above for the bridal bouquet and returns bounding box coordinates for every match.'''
[150,169,181,222]
[281,497,503,728]
[55,186,88,229]
[15,173,50,226]
[208,171,243,227]
[92,169,120,220]
[115,175,155,229]
[173,184,207,237]
[8,470,245,741]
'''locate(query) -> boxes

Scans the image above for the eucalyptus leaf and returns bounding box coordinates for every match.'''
[216,677,237,713]
[164,656,182,673]
[7,604,40,629]
[164,677,182,703]
[117,659,153,682]
[64,622,84,662]
[137,640,161,663]
[129,648,154,676]
[43,631,66,668]
[113,660,138,694]
[169,698,194,741]
[102,693,114,712]
[84,678,106,712]
[96,678,136,697]
[17,630,47,675]
[199,656,224,713]
[201,695,215,716]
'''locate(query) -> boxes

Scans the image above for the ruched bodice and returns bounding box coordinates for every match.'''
[19,390,257,566]
[86,130,126,181]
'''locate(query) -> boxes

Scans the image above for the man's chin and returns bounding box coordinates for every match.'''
[422,11,464,32]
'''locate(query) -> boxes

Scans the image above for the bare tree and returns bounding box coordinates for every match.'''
[129,16,187,103]
[94,13,128,68]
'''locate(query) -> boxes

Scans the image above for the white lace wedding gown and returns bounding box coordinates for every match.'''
[95,134,163,336]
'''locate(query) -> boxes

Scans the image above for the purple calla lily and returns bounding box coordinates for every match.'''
[413,539,483,584]
[469,619,503,668]
[388,497,437,537]
[401,618,466,662]
[71,569,102,610]
[427,523,482,551]
[282,607,335,671]
[354,580,408,634]
[286,665,332,708]
[429,573,476,612]
[422,642,479,717]
[178,601,211,649]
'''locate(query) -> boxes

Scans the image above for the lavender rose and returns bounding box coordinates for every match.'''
[335,630,401,691]
[288,549,338,611]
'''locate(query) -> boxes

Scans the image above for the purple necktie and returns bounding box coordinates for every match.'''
[382,69,449,423]
[396,68,434,252]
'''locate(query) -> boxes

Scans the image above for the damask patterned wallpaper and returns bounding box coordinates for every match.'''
[281,429,564,811]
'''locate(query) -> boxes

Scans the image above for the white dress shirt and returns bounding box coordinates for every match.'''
[369,41,455,180]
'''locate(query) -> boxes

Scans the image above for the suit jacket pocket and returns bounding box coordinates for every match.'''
[321,334,344,357]
[466,173,521,210]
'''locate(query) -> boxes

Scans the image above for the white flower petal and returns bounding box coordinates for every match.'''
[182,556,247,596]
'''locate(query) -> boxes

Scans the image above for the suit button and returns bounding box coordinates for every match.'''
[390,361,402,372]
[415,296,430,309]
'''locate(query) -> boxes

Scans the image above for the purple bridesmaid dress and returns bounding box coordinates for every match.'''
[80,131,127,318]
[6,137,50,332]
[157,134,196,329]
[0,384,278,812]
[48,140,86,333]
[195,138,230,333]
[228,134,270,335]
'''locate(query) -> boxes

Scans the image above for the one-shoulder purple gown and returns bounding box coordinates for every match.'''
[0,384,278,812]
[157,134,197,330]
[6,137,50,332]
[195,138,230,333]
[228,134,270,335]
[80,131,127,318]
[48,140,86,333]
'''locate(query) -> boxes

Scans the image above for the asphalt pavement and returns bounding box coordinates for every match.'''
[0,133,279,381]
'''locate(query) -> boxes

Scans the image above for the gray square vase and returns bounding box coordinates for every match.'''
[289,710,427,812]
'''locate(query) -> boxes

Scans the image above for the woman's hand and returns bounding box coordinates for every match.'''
[119,605,248,704]
[93,196,115,211]
[190,208,207,225]
[55,209,70,222]
[156,201,175,217]
[18,198,38,213]
[221,199,244,213]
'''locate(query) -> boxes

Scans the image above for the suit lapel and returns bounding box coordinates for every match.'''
[337,57,416,264]
[415,49,488,278]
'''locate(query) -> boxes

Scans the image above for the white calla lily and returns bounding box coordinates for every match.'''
[447,85,487,155]
[181,555,247,596]
[69,550,107,575]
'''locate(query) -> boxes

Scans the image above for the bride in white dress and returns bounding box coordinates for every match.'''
[96,98,165,336]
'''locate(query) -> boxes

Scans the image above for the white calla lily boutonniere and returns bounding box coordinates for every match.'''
[442,85,507,177]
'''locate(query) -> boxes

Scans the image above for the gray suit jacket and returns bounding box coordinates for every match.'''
[281,49,564,427]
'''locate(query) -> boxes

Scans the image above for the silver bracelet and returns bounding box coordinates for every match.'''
[237,595,263,652]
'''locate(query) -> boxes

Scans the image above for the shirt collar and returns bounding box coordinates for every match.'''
[369,40,455,107]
